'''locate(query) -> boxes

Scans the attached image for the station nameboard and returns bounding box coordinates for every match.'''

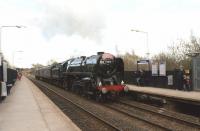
[137,60,149,64]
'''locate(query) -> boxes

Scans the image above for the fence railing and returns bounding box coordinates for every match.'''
[124,70,191,90]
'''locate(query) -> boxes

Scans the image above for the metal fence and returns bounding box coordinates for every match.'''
[124,70,190,90]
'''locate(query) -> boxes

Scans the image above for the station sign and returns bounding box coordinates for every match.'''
[167,75,173,85]
[137,60,149,64]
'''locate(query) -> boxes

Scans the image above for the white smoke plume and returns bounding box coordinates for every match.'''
[36,0,105,42]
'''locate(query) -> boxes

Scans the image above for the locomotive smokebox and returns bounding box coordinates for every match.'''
[97,52,104,55]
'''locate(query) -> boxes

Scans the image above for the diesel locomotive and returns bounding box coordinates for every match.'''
[35,52,128,101]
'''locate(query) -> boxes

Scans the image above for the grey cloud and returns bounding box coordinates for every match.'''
[38,5,105,42]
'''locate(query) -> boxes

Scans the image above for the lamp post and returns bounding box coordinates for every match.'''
[131,29,150,59]
[0,25,25,97]
[0,25,26,54]
[12,50,24,67]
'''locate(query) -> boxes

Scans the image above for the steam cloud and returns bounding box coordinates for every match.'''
[37,1,105,42]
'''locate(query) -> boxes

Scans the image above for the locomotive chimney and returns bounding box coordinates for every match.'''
[97,52,104,55]
[80,56,86,59]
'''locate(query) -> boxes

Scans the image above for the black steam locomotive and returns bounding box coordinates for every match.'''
[35,52,128,101]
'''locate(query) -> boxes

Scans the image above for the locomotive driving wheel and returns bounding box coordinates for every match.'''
[62,80,68,90]
[95,91,105,102]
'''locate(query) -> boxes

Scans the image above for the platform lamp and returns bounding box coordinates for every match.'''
[131,29,150,59]
[0,25,26,97]
[12,50,24,67]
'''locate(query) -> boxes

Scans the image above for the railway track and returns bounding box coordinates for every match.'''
[29,77,200,131]
[29,77,169,130]
[119,99,200,126]
[104,99,200,131]
[30,78,120,131]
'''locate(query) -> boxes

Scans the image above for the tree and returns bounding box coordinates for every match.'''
[153,32,200,70]
[31,63,44,69]
[168,33,200,69]
[152,52,179,70]
[119,50,140,71]
[47,59,58,65]
[30,63,44,75]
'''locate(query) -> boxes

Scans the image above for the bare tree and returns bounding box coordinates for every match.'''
[119,50,140,71]
[31,63,44,69]
[153,32,200,70]
[152,52,179,70]
[47,59,58,65]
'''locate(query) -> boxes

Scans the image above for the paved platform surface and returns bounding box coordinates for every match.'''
[0,76,80,131]
[128,84,200,103]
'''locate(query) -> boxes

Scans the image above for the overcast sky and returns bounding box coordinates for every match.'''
[1,0,200,68]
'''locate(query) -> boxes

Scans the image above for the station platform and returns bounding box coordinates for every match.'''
[0,76,80,131]
[127,84,200,105]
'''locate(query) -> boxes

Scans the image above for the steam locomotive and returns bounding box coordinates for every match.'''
[35,52,128,101]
